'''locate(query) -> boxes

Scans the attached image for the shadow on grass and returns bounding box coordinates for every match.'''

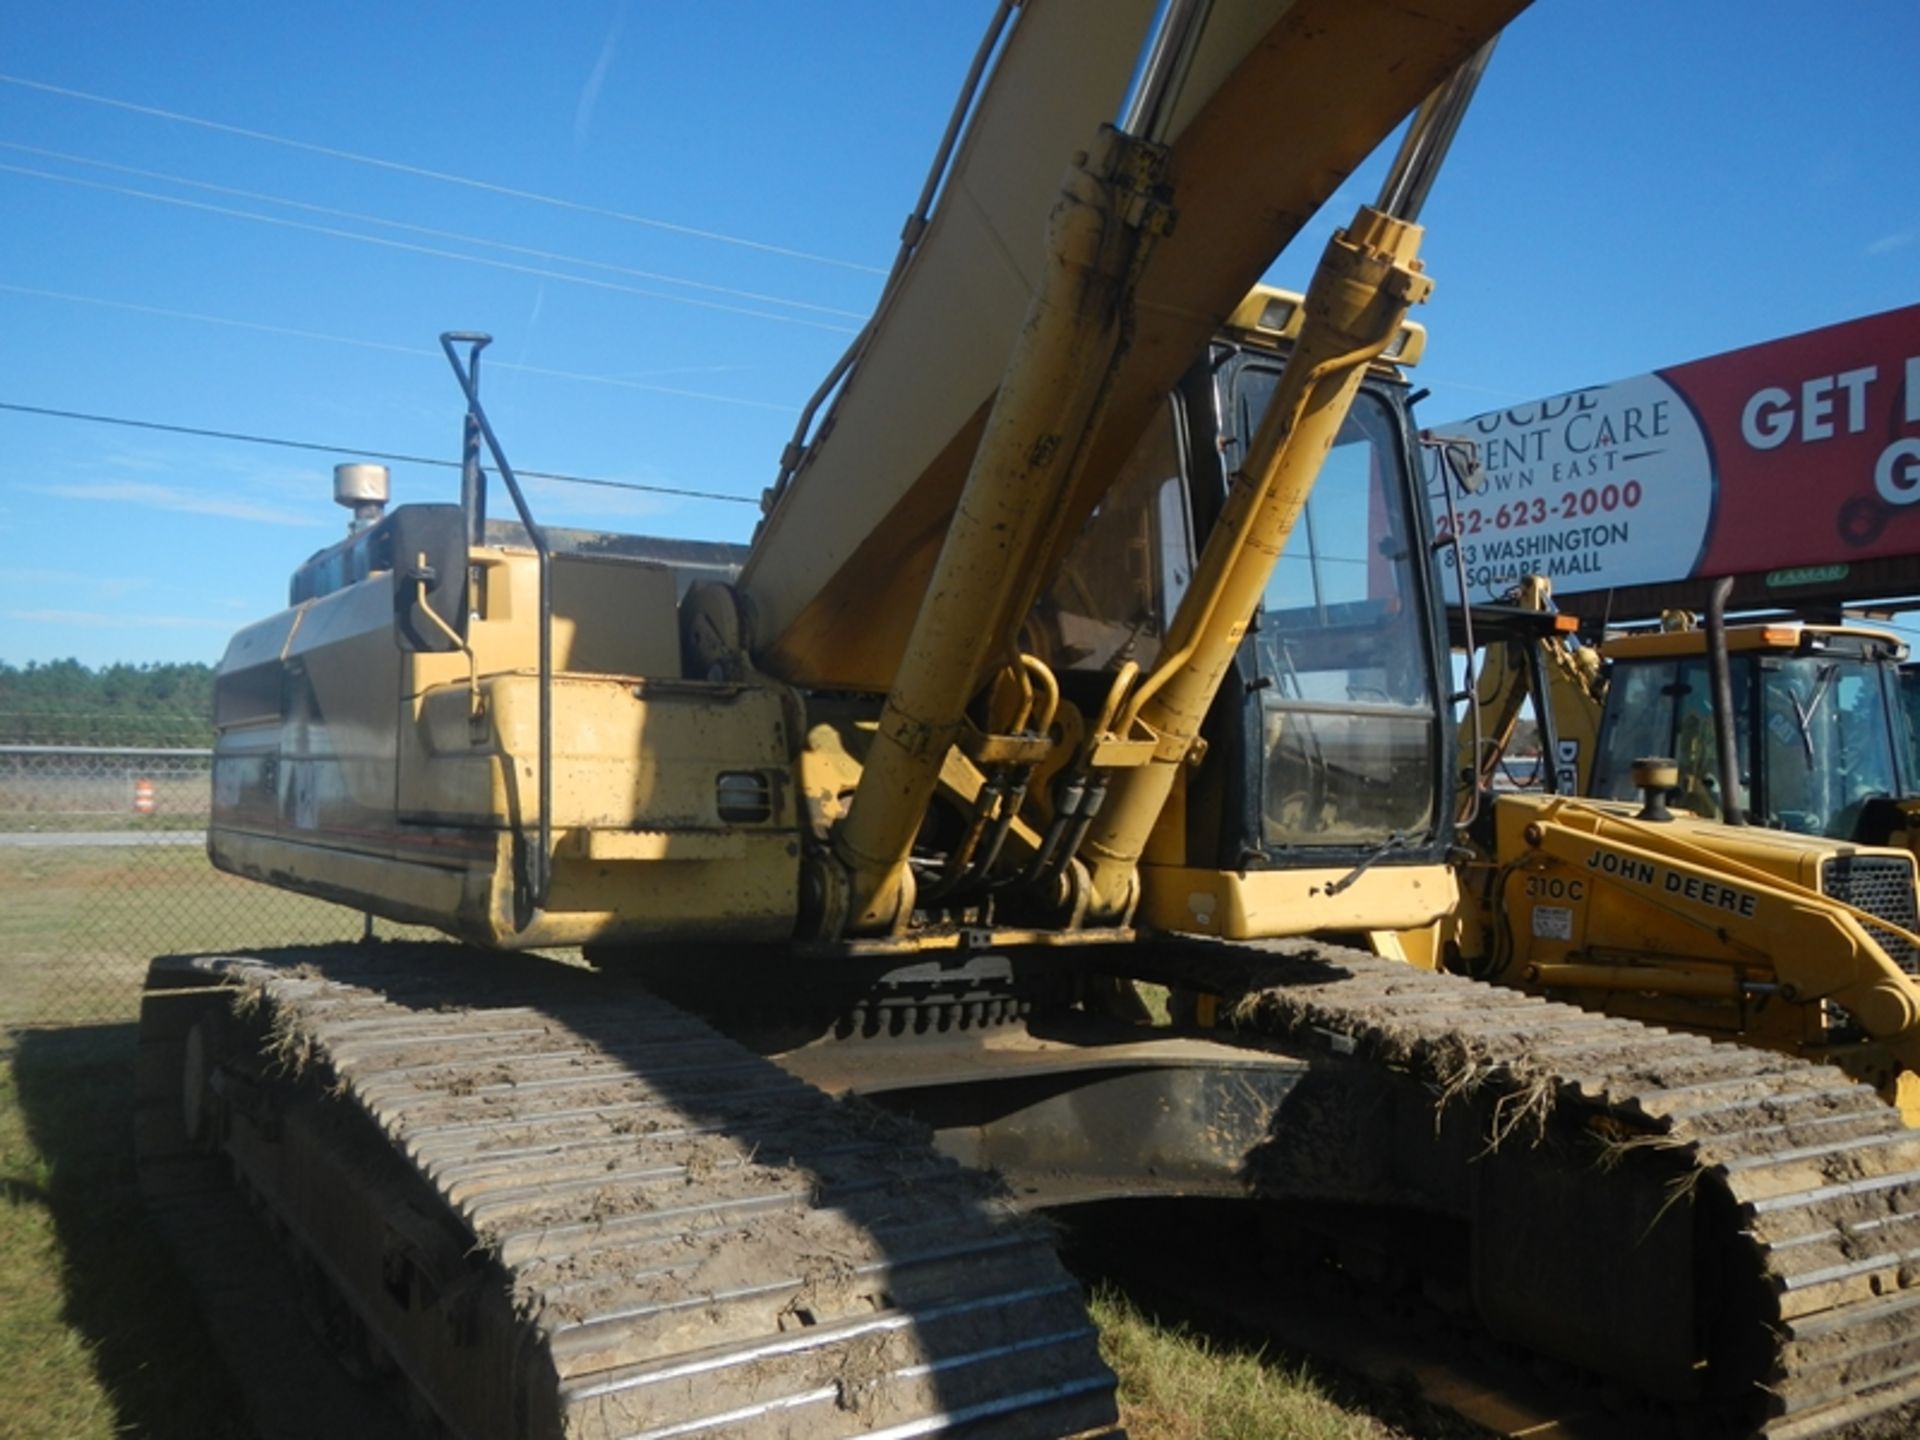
[1057,1197,1500,1440]
[1,1174,50,1205]
[10,1023,253,1440]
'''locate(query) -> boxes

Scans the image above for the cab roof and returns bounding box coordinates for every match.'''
[1602,621,1909,664]
[1222,284,1426,373]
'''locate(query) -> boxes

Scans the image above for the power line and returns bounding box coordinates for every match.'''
[0,283,802,413]
[0,400,761,506]
[0,72,885,275]
[0,163,863,335]
[0,142,869,322]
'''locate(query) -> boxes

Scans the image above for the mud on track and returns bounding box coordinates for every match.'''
[1143,938,1920,1440]
[138,944,1121,1440]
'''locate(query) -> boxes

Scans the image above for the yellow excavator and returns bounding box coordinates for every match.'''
[138,5,1920,1438]
[1452,576,1920,1118]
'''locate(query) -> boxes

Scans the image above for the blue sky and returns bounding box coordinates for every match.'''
[2,1,1915,667]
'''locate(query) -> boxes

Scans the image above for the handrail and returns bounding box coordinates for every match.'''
[440,331,552,918]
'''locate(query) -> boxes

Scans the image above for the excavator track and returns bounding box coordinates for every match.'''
[1138,938,1920,1440]
[136,944,1121,1440]
[139,936,1920,1440]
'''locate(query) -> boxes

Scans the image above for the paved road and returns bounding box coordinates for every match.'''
[0,831,206,848]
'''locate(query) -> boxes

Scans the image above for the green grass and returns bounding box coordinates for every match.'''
[0,837,359,1436]
[1,1026,252,1440]
[0,840,427,1436]
[0,843,415,1026]
[0,842,1412,1440]
[1094,1286,1400,1440]
[0,812,207,834]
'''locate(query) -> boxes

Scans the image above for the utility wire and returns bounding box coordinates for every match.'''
[0,163,863,335]
[0,283,801,413]
[0,401,760,506]
[0,72,885,275]
[0,142,868,322]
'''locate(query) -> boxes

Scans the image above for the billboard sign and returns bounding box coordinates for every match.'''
[1432,303,1920,604]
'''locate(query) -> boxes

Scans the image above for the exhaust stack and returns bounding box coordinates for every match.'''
[334,463,390,533]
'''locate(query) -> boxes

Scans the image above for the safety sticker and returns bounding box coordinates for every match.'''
[1532,905,1573,941]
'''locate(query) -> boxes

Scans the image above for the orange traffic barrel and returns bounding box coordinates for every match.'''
[133,777,156,815]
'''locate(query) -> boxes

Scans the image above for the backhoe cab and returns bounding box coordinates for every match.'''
[1591,621,1917,844]
[1463,582,1920,843]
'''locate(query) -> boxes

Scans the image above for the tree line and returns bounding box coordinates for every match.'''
[0,660,216,745]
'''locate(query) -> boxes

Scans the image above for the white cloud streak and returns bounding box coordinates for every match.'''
[8,608,231,630]
[26,480,323,526]
[575,7,625,147]
[0,569,148,600]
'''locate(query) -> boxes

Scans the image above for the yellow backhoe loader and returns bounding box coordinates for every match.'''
[1451,577,1920,1118]
[137,5,1920,1438]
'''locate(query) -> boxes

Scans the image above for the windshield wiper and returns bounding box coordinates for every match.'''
[1320,830,1408,896]
[1789,663,1839,767]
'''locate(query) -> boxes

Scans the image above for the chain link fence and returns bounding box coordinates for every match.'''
[1,715,430,1029]
[2,741,211,831]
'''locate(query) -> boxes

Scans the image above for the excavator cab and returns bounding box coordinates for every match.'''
[1236,363,1441,852]
[1203,339,1447,866]
[1590,624,1912,840]
[1037,290,1455,938]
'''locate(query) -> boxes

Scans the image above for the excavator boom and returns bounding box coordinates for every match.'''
[743,0,1526,693]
